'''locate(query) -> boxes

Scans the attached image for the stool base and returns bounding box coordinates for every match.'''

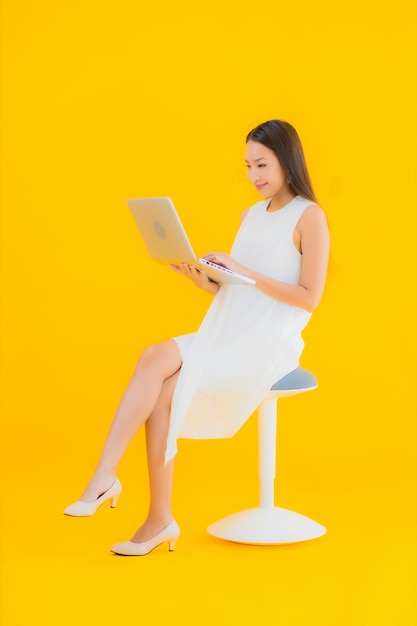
[207,506,326,545]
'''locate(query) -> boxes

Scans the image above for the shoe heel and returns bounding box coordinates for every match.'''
[168,537,178,552]
[110,493,120,508]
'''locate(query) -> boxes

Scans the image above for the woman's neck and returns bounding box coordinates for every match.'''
[267,191,297,212]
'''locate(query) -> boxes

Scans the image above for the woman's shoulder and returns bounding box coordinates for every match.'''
[297,199,329,234]
[240,207,251,223]
[297,196,326,218]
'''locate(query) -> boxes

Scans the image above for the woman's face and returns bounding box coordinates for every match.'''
[245,140,288,199]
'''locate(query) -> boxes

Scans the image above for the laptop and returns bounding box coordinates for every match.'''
[126,197,255,286]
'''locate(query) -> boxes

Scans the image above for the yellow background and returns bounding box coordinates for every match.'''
[1,1,416,624]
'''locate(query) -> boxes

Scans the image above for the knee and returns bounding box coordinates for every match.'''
[134,343,163,373]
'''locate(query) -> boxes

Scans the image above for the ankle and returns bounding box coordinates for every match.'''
[90,467,117,486]
[146,512,173,528]
[81,472,117,501]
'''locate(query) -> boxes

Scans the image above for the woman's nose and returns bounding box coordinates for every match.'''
[248,169,260,183]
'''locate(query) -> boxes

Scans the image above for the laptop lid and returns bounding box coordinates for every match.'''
[127,197,198,265]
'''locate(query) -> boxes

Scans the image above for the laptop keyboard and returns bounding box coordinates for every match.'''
[200,258,235,275]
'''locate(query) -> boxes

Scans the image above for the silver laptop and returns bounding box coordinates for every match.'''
[127,197,255,286]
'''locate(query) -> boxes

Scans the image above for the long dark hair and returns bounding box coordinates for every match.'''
[246,120,318,204]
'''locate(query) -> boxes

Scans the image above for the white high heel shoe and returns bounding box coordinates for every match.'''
[110,520,180,556]
[63,478,122,517]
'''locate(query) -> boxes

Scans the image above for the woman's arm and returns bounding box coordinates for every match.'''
[204,205,330,312]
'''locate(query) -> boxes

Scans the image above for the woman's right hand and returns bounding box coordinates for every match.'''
[169,263,220,295]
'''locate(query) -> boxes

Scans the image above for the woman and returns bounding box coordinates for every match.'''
[64,119,330,556]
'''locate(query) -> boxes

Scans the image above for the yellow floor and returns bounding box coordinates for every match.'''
[1,429,415,626]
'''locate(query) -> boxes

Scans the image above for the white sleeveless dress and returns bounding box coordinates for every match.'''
[165,195,313,462]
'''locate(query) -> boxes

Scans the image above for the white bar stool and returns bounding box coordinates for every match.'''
[207,367,326,544]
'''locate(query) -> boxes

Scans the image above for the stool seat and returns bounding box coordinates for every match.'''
[270,367,318,393]
[207,367,326,545]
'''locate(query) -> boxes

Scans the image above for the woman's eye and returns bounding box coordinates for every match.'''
[258,163,266,168]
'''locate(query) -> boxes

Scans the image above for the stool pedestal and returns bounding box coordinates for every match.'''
[207,369,326,544]
[206,507,325,544]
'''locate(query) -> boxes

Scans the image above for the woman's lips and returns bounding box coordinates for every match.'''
[256,183,267,191]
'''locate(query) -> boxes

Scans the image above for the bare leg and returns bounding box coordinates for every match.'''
[79,339,182,502]
[129,370,179,543]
